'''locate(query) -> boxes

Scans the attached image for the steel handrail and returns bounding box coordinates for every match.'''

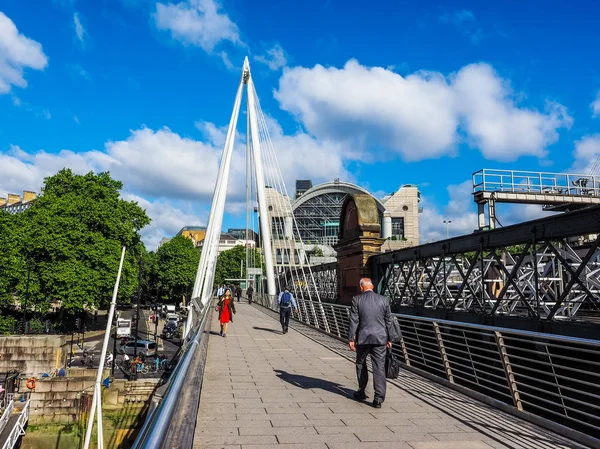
[132,302,211,449]
[254,293,600,445]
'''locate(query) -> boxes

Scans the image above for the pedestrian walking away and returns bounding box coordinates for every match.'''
[277,287,298,334]
[217,289,236,337]
[235,285,242,303]
[348,277,394,409]
[246,285,254,304]
[217,285,224,298]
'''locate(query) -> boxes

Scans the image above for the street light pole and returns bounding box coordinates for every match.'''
[443,220,452,239]
[132,252,143,380]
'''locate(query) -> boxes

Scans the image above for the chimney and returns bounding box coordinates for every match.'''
[23,191,37,202]
[7,194,20,205]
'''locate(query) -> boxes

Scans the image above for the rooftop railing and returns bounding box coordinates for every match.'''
[472,169,600,197]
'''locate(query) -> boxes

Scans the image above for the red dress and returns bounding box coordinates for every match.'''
[219,298,231,324]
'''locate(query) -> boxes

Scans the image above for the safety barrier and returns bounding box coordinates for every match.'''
[254,293,600,446]
[1,400,29,449]
[132,299,212,449]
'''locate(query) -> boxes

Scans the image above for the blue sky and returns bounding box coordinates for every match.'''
[1,0,599,248]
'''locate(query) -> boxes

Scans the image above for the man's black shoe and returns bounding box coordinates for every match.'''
[352,390,367,401]
[372,400,382,409]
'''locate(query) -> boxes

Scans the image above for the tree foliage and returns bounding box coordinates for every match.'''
[155,235,200,302]
[1,169,150,313]
[214,245,264,285]
[0,211,22,307]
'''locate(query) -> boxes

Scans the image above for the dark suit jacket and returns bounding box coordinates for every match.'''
[348,290,393,346]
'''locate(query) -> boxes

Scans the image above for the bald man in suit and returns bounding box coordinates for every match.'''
[348,278,393,408]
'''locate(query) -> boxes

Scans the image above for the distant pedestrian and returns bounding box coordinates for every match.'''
[217,285,224,298]
[218,289,236,338]
[348,278,394,409]
[277,287,297,334]
[94,310,98,323]
[246,285,254,304]
[235,285,242,303]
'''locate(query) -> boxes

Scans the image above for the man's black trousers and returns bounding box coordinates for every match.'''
[280,307,291,332]
[355,344,387,402]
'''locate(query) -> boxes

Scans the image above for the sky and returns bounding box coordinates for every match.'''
[1,0,600,249]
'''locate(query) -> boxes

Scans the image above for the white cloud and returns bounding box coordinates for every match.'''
[419,181,478,242]
[74,115,80,124]
[0,12,48,94]
[0,116,350,248]
[254,44,287,71]
[95,127,232,200]
[275,60,571,163]
[123,193,203,250]
[453,63,572,161]
[592,91,600,118]
[42,109,51,120]
[73,12,85,44]
[260,116,354,195]
[570,134,600,174]
[154,0,240,52]
[276,60,458,161]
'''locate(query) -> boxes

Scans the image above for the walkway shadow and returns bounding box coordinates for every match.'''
[253,326,281,334]
[274,370,353,398]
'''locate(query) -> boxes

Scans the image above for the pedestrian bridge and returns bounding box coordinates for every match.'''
[134,300,596,449]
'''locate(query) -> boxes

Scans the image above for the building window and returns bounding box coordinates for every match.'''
[272,217,285,238]
[391,217,404,239]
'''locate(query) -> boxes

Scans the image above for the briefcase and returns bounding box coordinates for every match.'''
[385,348,400,379]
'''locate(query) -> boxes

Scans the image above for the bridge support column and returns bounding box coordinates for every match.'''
[334,194,384,305]
[488,199,496,230]
[477,202,486,230]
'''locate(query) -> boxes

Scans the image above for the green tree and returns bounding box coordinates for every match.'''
[18,169,151,313]
[155,235,200,303]
[141,250,159,302]
[214,245,264,285]
[0,211,23,307]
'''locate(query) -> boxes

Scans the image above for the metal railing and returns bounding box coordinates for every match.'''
[0,394,14,436]
[132,299,212,449]
[254,293,600,445]
[473,168,600,197]
[1,399,29,449]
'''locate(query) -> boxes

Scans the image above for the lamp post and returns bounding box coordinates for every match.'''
[443,220,452,239]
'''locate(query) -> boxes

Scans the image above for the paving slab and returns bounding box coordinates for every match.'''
[192,303,589,449]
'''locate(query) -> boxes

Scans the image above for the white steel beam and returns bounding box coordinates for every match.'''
[247,75,276,295]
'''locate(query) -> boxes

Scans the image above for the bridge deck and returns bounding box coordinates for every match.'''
[193,303,586,449]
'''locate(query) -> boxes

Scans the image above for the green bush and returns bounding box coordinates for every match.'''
[0,314,17,335]
[28,318,45,334]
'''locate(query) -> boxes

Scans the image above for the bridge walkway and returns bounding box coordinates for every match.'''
[193,303,586,449]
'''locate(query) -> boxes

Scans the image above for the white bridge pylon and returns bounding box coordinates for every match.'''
[186,58,276,334]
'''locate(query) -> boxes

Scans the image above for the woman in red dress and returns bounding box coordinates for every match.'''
[218,289,236,337]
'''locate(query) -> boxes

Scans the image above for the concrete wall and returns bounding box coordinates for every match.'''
[24,372,158,424]
[27,375,97,423]
[0,335,68,376]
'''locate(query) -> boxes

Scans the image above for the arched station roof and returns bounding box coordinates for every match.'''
[291,180,386,212]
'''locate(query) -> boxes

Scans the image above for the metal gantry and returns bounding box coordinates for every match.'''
[371,206,600,321]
